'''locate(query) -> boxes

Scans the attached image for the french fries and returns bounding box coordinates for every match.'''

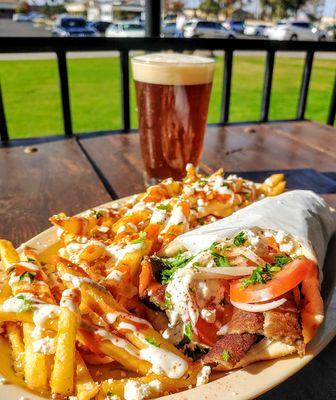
[50,289,81,396]
[5,322,25,376]
[75,352,99,400]
[0,165,286,399]
[98,364,203,400]
[23,323,48,390]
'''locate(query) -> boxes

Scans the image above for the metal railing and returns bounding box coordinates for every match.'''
[0,36,335,142]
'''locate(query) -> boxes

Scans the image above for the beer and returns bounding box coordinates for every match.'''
[132,53,215,183]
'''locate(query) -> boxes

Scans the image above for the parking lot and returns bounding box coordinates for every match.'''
[0,18,335,61]
[0,19,51,37]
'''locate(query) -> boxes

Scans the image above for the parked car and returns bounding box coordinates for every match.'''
[184,20,236,39]
[105,22,145,38]
[88,21,111,34]
[326,24,336,41]
[267,21,327,41]
[244,24,267,37]
[161,22,176,38]
[164,13,177,23]
[224,20,245,34]
[52,16,97,37]
[12,12,43,22]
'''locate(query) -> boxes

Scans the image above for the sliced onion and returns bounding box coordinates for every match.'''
[194,266,257,280]
[230,247,266,267]
[231,297,287,312]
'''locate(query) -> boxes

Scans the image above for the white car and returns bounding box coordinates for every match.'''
[12,12,35,22]
[267,21,327,41]
[184,20,236,39]
[244,24,268,37]
[105,22,145,38]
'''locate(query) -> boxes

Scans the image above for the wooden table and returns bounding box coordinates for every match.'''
[1,120,336,399]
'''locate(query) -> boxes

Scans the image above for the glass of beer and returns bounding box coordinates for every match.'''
[131,52,215,184]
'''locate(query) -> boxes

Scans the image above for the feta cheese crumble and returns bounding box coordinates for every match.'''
[124,379,161,400]
[196,365,211,386]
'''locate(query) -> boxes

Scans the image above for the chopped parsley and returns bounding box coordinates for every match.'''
[91,209,104,219]
[221,349,230,362]
[265,264,282,274]
[198,178,207,187]
[16,295,32,313]
[184,322,193,341]
[156,204,172,212]
[274,255,291,268]
[233,231,246,247]
[241,256,292,288]
[210,242,220,251]
[130,231,147,245]
[165,291,172,309]
[154,251,193,284]
[177,322,193,348]
[145,336,160,347]
[210,242,230,267]
[26,257,35,262]
[245,193,251,200]
[242,266,266,287]
[214,255,230,267]
[19,271,35,283]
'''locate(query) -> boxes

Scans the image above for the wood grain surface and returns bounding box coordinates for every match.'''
[79,121,336,198]
[0,137,111,245]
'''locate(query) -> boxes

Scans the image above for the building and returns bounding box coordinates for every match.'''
[0,0,16,18]
[27,0,64,6]
[87,0,144,22]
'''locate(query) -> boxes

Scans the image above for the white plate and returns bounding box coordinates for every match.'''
[1,199,335,400]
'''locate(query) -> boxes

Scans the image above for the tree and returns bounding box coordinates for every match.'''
[199,0,220,14]
[163,0,184,13]
[302,0,324,21]
[259,0,311,19]
[15,1,31,14]
[41,4,66,17]
[219,0,238,18]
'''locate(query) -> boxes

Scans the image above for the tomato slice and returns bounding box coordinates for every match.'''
[195,317,217,347]
[230,256,315,303]
[300,262,324,343]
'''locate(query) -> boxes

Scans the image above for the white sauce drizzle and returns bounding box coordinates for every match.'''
[61,272,94,288]
[32,336,56,355]
[60,289,80,313]
[139,344,188,379]
[94,329,138,356]
[33,304,61,327]
[162,206,187,233]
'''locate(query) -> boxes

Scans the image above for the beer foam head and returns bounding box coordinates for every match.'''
[132,52,215,85]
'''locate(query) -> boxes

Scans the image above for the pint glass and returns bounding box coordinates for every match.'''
[132,53,215,183]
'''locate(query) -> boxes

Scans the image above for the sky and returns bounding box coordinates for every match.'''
[324,0,335,17]
[184,0,336,17]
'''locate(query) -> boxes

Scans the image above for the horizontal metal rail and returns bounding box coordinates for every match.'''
[0,37,335,141]
[0,37,335,53]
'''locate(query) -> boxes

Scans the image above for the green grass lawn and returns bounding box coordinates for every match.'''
[0,55,335,139]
